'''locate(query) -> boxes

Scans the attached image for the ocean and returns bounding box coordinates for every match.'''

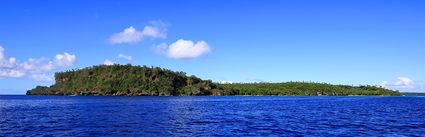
[1,95,424,136]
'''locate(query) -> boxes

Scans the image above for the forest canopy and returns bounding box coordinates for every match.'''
[27,64,401,96]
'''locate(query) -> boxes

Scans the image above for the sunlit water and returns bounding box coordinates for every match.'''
[1,95,424,136]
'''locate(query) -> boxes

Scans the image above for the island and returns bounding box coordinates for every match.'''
[27,64,401,96]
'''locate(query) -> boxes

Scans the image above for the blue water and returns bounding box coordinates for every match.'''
[1,96,424,136]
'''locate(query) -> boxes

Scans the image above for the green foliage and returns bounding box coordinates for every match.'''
[27,64,215,96]
[401,92,425,96]
[215,82,401,96]
[26,64,401,96]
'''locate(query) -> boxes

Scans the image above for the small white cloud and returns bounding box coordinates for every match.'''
[103,59,115,65]
[108,20,167,44]
[0,46,76,79]
[1,46,24,78]
[155,39,211,59]
[154,43,169,55]
[30,73,54,81]
[0,47,18,68]
[380,77,423,92]
[20,53,76,73]
[118,54,132,61]
[0,69,25,78]
[395,77,413,86]
[54,52,76,67]
[0,46,4,60]
[109,26,143,44]
[0,57,17,68]
[141,20,167,39]
[380,81,388,87]
[220,80,234,84]
[21,58,54,73]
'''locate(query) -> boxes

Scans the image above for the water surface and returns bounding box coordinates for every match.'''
[1,96,424,136]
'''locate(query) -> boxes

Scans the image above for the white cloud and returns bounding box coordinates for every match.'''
[54,52,76,67]
[0,47,18,68]
[108,20,167,44]
[0,69,25,78]
[141,22,167,39]
[0,46,25,78]
[21,58,54,73]
[118,54,132,61]
[394,77,413,86]
[109,26,143,44]
[380,81,388,87]
[103,59,115,65]
[0,46,5,58]
[30,73,54,81]
[20,53,76,73]
[220,80,234,84]
[0,57,17,68]
[155,39,211,59]
[0,46,76,79]
[380,77,424,92]
[0,46,4,60]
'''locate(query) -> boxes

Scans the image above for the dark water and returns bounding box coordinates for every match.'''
[1,96,424,136]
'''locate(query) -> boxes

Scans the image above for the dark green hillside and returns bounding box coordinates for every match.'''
[27,64,401,96]
[27,64,215,96]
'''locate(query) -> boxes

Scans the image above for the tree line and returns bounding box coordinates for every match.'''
[27,64,215,96]
[214,82,400,96]
[27,64,400,96]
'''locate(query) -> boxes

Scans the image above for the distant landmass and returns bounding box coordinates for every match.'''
[27,64,401,96]
[401,92,425,96]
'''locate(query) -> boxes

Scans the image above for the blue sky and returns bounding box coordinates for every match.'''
[1,0,424,94]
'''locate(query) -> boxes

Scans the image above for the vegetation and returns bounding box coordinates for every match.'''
[215,82,400,96]
[27,64,401,96]
[401,92,425,96]
[27,64,216,96]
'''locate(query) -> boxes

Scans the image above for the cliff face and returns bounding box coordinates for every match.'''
[27,64,401,96]
[27,64,216,96]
